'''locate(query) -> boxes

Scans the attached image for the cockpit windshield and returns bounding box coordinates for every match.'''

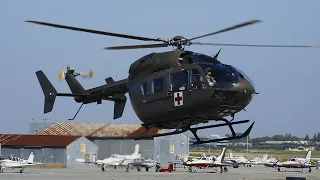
[232,66,255,88]
[197,62,238,88]
[109,154,117,158]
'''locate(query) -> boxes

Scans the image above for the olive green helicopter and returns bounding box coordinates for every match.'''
[27,19,319,144]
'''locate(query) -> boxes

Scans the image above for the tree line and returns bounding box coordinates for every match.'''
[222,132,320,150]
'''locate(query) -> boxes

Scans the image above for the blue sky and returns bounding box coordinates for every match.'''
[1,0,319,138]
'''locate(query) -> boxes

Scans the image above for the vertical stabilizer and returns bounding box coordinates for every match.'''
[215,148,226,163]
[133,144,139,157]
[36,70,57,113]
[27,152,34,164]
[262,154,268,162]
[305,151,312,163]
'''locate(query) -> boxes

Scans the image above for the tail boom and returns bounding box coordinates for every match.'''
[36,70,128,119]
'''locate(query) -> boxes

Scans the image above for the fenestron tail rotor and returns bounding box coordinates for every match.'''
[25,19,320,50]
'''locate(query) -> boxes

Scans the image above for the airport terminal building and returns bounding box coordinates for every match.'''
[19,122,190,167]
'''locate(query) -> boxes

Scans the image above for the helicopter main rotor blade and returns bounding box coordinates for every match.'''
[104,43,168,50]
[25,20,164,42]
[192,42,320,48]
[189,20,261,41]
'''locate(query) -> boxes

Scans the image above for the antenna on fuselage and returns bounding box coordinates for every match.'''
[213,48,222,60]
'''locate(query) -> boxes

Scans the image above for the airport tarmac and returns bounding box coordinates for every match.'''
[0,166,319,180]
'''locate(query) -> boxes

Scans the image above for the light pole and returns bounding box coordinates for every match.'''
[246,135,249,158]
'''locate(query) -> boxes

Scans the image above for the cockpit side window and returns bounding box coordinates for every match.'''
[140,82,147,95]
[170,70,188,91]
[152,77,164,94]
[190,69,206,89]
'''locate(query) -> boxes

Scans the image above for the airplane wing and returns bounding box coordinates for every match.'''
[5,163,39,168]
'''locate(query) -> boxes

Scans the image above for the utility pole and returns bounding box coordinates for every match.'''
[246,135,249,158]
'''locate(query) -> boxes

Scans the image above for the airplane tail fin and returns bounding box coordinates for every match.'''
[133,144,139,157]
[27,152,34,164]
[36,70,58,113]
[305,151,312,163]
[262,154,268,162]
[216,148,226,163]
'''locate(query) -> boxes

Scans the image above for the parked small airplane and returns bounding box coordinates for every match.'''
[262,154,278,168]
[276,151,316,173]
[99,144,141,171]
[183,154,216,170]
[184,148,231,173]
[0,152,40,173]
[126,158,158,172]
[224,152,252,167]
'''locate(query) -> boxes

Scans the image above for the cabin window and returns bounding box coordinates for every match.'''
[190,69,204,83]
[170,70,188,91]
[141,82,147,95]
[152,77,164,93]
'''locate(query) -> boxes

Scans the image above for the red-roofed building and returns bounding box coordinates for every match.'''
[27,122,190,167]
[0,134,98,168]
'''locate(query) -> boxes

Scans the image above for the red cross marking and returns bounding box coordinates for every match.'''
[175,93,182,105]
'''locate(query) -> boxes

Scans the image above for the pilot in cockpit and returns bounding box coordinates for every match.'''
[204,67,216,86]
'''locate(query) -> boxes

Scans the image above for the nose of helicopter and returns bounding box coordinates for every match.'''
[232,77,256,107]
[227,66,256,108]
[213,72,256,109]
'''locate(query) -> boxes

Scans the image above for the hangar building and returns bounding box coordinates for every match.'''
[29,122,190,166]
[0,134,98,168]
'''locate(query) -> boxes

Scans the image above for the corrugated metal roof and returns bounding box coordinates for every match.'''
[37,122,107,136]
[36,122,160,138]
[0,134,80,147]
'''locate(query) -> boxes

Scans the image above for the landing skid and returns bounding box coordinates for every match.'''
[135,119,255,145]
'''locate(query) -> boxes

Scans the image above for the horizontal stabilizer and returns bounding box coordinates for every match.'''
[36,70,57,113]
[113,94,127,119]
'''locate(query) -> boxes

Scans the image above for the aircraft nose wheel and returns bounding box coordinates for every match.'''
[102,164,105,171]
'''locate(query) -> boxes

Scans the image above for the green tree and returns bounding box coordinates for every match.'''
[312,133,317,144]
[304,134,310,141]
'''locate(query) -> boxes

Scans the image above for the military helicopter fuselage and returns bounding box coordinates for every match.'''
[126,50,255,129]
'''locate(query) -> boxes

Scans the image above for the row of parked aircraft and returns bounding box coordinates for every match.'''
[74,143,319,173]
[181,149,318,173]
[1,144,319,174]
[75,144,160,172]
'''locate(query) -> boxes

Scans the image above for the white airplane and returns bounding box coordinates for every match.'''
[224,152,252,167]
[100,144,141,171]
[0,152,40,173]
[183,153,216,171]
[262,154,278,167]
[276,151,316,173]
[184,148,231,173]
